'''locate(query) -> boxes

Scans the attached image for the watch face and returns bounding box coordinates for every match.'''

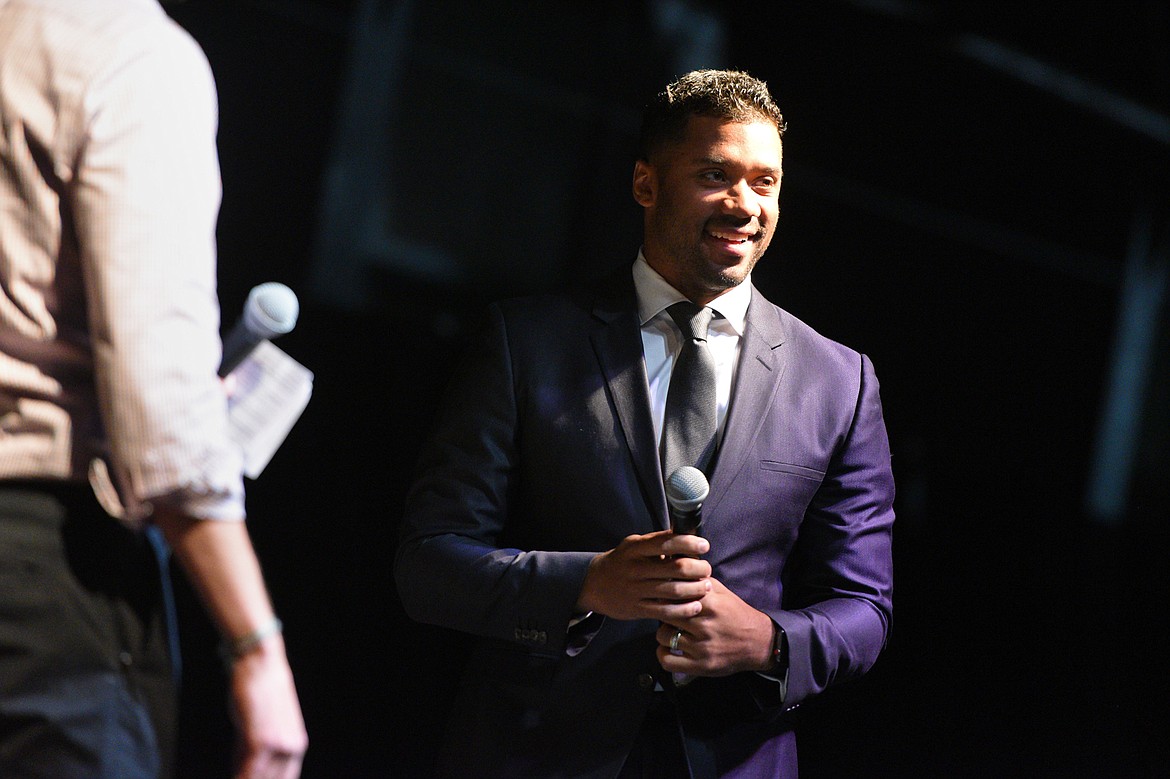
[771,624,786,668]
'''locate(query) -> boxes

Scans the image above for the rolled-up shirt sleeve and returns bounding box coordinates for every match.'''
[72,17,244,522]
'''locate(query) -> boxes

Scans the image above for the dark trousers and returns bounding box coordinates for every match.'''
[618,692,693,779]
[0,482,177,779]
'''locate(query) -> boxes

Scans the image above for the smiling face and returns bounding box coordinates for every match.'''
[634,115,783,305]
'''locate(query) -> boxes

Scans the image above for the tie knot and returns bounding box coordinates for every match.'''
[667,302,713,342]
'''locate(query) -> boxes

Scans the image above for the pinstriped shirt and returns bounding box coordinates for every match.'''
[0,0,245,522]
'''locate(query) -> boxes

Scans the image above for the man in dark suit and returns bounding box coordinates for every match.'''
[395,69,894,778]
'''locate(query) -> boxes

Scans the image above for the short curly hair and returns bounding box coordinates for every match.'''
[637,69,786,162]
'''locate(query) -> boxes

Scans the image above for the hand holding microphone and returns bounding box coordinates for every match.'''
[661,468,772,678]
[217,282,313,479]
[573,467,710,621]
[662,466,709,681]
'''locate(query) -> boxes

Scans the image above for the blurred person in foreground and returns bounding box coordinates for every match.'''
[0,0,306,776]
[396,69,895,778]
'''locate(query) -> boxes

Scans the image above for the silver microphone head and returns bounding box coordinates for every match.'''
[243,282,299,340]
[666,466,709,512]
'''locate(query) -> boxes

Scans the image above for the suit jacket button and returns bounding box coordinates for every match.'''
[636,673,656,691]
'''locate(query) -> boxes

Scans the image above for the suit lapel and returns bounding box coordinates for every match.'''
[589,271,670,530]
[705,286,788,519]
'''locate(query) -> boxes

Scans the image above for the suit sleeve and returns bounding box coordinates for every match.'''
[771,353,895,710]
[394,303,596,654]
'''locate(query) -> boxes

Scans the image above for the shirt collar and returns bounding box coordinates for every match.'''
[632,251,752,336]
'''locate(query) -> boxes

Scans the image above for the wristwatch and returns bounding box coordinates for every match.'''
[768,621,787,672]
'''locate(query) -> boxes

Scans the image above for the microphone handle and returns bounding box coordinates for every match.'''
[218,321,263,377]
[670,507,702,535]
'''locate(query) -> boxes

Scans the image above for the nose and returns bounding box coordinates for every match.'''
[722,180,761,219]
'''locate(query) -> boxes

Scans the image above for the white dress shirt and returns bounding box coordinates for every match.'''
[633,252,752,452]
[0,0,244,522]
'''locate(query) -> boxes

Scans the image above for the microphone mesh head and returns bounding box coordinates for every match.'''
[666,466,709,512]
[244,282,299,338]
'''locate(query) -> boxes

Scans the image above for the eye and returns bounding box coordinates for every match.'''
[753,176,779,194]
[699,170,728,184]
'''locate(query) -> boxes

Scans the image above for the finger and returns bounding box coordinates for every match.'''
[656,644,696,673]
[646,598,703,622]
[664,556,712,581]
[704,575,732,594]
[657,623,687,645]
[617,529,673,550]
[660,533,710,558]
[648,577,710,603]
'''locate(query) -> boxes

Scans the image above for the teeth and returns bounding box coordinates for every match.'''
[710,230,749,243]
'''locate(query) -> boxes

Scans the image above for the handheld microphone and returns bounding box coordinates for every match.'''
[219,282,299,377]
[666,466,708,535]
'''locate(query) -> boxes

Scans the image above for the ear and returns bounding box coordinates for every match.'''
[632,160,656,207]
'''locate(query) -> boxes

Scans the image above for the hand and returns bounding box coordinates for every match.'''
[229,638,308,779]
[576,530,712,622]
[656,577,774,677]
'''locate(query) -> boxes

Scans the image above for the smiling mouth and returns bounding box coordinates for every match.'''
[707,228,756,244]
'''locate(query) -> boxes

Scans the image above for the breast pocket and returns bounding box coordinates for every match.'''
[760,460,825,481]
[757,460,825,519]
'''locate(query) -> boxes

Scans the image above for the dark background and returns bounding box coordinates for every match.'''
[162,1,1169,776]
